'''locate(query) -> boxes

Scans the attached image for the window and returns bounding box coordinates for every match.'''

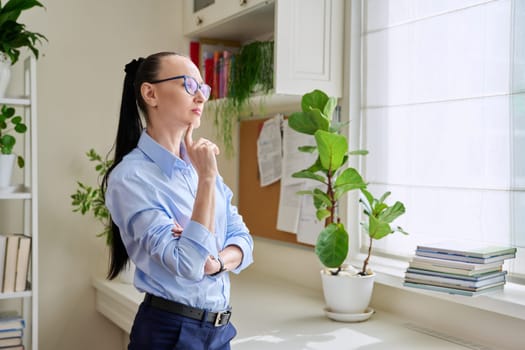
[359,0,524,277]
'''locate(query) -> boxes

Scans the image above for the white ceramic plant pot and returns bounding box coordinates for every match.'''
[0,54,11,97]
[320,269,375,314]
[118,261,136,284]
[0,154,15,188]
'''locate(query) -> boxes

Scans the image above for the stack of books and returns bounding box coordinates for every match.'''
[404,241,517,296]
[0,311,24,349]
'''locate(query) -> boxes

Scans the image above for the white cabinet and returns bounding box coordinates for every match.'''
[0,57,38,350]
[183,0,344,98]
[184,0,270,38]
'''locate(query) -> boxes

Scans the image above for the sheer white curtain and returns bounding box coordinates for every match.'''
[360,0,524,276]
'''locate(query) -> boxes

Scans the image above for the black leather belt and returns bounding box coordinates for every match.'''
[144,293,231,327]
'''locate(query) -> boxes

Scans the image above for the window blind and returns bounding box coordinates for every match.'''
[360,0,524,276]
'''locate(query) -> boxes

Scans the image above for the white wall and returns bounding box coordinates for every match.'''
[1,1,220,349]
[7,1,524,349]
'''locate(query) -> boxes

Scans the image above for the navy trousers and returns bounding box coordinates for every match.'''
[128,302,237,350]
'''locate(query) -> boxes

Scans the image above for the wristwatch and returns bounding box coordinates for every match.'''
[210,255,227,276]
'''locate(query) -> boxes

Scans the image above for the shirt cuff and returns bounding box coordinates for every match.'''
[224,237,254,274]
[183,220,219,257]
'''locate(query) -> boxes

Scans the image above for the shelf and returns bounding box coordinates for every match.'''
[0,185,32,199]
[0,97,31,106]
[206,92,302,117]
[0,290,32,300]
[185,1,275,42]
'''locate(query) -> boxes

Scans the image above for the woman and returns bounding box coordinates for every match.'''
[102,52,254,350]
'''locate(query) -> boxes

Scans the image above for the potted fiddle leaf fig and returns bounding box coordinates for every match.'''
[0,104,27,187]
[288,89,408,319]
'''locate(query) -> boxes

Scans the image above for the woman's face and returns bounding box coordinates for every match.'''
[147,55,207,130]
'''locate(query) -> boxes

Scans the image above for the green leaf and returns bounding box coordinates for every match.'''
[301,89,329,112]
[334,167,365,190]
[322,97,337,120]
[16,155,24,168]
[378,201,406,224]
[378,191,391,204]
[315,130,347,171]
[329,120,349,133]
[316,208,330,221]
[291,170,326,183]
[315,223,348,268]
[0,134,15,148]
[14,123,27,133]
[367,214,392,240]
[359,188,373,215]
[288,110,329,135]
[296,190,314,196]
[349,149,369,156]
[312,188,331,208]
[3,106,15,118]
[298,145,316,153]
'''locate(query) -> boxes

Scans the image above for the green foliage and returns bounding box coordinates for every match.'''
[315,223,348,268]
[0,0,48,65]
[70,149,113,245]
[210,40,274,155]
[0,104,27,167]
[289,89,408,275]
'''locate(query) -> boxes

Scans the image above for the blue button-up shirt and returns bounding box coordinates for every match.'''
[105,131,254,312]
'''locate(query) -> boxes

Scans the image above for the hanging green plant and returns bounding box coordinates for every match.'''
[228,40,274,109]
[208,40,274,155]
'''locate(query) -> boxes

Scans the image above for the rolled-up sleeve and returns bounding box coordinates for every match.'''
[106,172,217,281]
[222,184,254,274]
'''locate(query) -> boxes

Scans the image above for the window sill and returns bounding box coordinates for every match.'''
[350,254,525,321]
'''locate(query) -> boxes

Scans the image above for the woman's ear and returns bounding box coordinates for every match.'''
[141,83,158,108]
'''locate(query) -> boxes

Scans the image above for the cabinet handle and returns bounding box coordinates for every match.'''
[240,0,247,6]
[196,16,203,26]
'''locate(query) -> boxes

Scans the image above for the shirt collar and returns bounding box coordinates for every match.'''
[137,130,191,177]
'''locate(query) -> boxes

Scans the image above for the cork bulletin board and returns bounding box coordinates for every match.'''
[238,117,310,246]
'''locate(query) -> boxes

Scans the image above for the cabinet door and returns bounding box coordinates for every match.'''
[184,0,269,36]
[274,0,344,97]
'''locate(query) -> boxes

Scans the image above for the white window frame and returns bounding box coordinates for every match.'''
[342,0,525,321]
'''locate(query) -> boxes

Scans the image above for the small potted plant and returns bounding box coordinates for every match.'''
[70,149,137,283]
[0,0,47,96]
[0,104,27,188]
[288,89,408,319]
[70,149,113,245]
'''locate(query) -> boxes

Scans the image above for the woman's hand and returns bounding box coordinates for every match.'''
[184,124,220,181]
[204,255,221,275]
[172,221,183,237]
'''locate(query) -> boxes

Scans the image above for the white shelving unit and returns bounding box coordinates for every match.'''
[0,56,38,350]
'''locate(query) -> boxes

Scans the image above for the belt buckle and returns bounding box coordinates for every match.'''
[214,311,230,327]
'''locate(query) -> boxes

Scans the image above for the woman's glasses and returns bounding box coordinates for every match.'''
[149,75,211,100]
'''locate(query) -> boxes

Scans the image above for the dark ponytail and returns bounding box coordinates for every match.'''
[103,52,179,279]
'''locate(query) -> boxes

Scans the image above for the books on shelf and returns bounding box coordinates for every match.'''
[0,312,25,332]
[415,240,517,264]
[416,241,517,258]
[14,236,31,292]
[403,281,505,297]
[404,241,517,297]
[404,269,507,289]
[1,234,31,293]
[409,255,503,275]
[0,329,23,339]
[0,335,23,347]
[191,38,241,100]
